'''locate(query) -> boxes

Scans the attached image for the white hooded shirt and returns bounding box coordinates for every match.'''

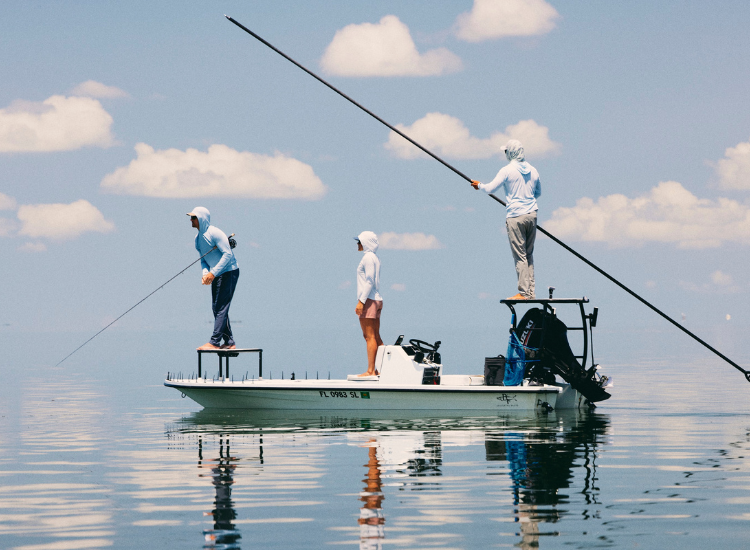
[356,231,383,304]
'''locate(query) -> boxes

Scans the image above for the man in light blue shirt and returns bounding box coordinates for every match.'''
[188,207,240,349]
[471,139,541,299]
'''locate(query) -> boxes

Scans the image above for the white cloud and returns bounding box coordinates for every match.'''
[320,15,462,77]
[0,217,18,237]
[100,143,327,199]
[379,232,443,250]
[0,95,115,152]
[713,137,750,189]
[711,270,733,286]
[18,242,47,253]
[544,181,750,249]
[338,280,352,290]
[0,192,16,210]
[70,80,129,99]
[17,200,115,240]
[454,0,560,42]
[390,283,406,291]
[385,113,560,160]
[680,270,739,293]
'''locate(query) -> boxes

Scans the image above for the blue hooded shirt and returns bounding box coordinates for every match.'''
[191,207,238,277]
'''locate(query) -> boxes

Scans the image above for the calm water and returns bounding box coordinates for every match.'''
[1,328,749,549]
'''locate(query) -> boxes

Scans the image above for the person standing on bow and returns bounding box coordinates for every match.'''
[355,231,383,376]
[188,207,240,350]
[471,139,541,300]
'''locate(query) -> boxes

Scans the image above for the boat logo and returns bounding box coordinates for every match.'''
[520,319,535,346]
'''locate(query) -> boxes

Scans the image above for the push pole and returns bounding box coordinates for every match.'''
[224,16,750,383]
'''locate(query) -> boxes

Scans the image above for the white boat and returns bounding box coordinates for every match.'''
[166,297,612,412]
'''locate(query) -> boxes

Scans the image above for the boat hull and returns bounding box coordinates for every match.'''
[165,379,570,411]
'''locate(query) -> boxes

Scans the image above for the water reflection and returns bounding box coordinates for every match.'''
[172,410,609,548]
[359,441,385,550]
[198,436,241,549]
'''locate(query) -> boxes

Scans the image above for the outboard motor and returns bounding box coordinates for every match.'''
[514,308,610,402]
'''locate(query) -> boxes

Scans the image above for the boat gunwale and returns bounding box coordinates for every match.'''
[164,380,562,394]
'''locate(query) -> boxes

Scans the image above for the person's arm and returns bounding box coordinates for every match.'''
[471,169,505,194]
[209,230,233,276]
[196,240,210,277]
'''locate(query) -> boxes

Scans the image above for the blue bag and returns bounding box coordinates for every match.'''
[504,331,538,386]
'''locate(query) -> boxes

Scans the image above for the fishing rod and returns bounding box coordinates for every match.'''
[224,15,750,384]
[55,234,236,367]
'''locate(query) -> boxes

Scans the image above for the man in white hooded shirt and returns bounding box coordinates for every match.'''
[355,231,383,377]
[471,139,541,299]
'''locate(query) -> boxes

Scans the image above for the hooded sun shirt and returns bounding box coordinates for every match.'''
[356,231,382,304]
[191,207,238,277]
[478,140,541,218]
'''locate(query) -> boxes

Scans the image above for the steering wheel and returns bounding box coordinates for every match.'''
[409,339,438,353]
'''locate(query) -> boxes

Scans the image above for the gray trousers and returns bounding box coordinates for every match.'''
[506,212,537,298]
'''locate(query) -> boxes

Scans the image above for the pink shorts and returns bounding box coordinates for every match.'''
[360,299,383,319]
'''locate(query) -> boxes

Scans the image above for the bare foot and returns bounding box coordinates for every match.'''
[197,342,221,350]
[356,372,376,377]
[221,344,236,349]
[507,293,527,300]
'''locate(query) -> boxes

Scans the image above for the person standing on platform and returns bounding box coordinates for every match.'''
[355,231,383,376]
[471,139,541,300]
[188,207,240,350]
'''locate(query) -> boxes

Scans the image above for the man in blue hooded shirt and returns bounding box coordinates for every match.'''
[471,139,541,300]
[188,207,240,350]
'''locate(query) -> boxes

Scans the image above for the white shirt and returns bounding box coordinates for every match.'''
[479,160,541,218]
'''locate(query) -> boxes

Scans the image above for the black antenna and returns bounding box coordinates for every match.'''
[224,16,750,383]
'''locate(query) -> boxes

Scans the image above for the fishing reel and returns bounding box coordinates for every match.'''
[228,233,237,249]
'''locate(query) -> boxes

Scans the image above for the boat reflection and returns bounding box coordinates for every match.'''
[171,409,608,548]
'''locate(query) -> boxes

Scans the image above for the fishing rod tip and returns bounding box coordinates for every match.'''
[224,14,231,19]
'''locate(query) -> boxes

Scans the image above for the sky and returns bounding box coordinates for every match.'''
[2,0,750,374]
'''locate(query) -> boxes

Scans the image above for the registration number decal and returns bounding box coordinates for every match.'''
[319,390,370,399]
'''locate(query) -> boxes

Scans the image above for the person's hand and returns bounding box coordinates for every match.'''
[202,272,215,285]
[471,180,480,190]
[355,301,364,316]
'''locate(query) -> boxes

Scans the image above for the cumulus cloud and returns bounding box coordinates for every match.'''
[680,270,739,293]
[70,80,129,99]
[17,200,115,240]
[711,270,733,286]
[390,283,406,291]
[379,232,443,250]
[544,181,750,249]
[0,95,115,152]
[713,137,750,190]
[101,143,327,199]
[321,15,462,77]
[385,113,560,160]
[0,192,16,210]
[454,0,560,42]
[0,217,18,237]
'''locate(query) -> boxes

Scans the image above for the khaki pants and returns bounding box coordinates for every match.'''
[506,212,536,298]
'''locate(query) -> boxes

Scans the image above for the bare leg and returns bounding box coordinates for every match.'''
[358,318,382,376]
